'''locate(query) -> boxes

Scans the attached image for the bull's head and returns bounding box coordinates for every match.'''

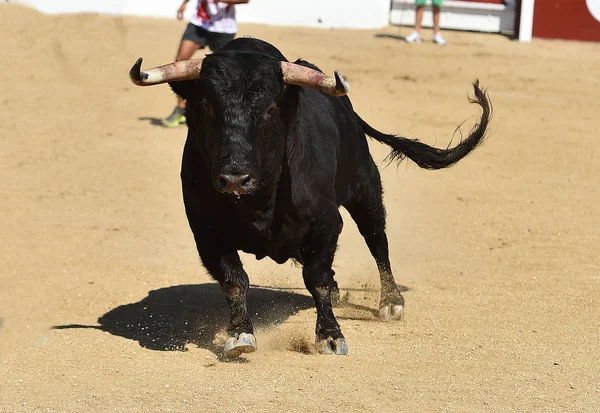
[129,52,349,196]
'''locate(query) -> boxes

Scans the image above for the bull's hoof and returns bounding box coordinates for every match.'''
[223,333,257,358]
[316,337,348,355]
[379,303,405,321]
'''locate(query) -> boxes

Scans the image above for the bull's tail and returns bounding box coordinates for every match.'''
[356,80,492,170]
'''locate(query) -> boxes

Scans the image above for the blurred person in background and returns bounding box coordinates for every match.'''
[163,0,250,127]
[405,0,447,46]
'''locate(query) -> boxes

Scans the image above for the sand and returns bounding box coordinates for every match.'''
[1,3,599,412]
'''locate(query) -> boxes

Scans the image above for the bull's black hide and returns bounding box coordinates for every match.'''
[129,37,491,356]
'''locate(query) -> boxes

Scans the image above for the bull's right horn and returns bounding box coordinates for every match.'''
[280,62,350,97]
[129,57,204,86]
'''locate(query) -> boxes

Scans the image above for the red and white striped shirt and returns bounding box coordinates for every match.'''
[190,0,238,34]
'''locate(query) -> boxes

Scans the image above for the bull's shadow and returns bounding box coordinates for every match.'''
[137,116,165,126]
[53,283,314,354]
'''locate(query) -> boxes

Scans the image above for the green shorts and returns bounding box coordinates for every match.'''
[416,0,443,6]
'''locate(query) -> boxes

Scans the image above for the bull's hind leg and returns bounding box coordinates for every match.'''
[199,249,257,357]
[346,169,405,321]
[301,208,348,355]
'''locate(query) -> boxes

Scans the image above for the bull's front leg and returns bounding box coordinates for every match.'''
[301,213,348,355]
[200,249,256,357]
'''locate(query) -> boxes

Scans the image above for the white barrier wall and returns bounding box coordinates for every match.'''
[236,0,391,29]
[9,0,189,18]
[390,0,516,34]
[10,0,393,30]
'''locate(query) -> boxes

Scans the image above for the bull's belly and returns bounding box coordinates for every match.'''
[239,238,301,265]
[237,222,305,265]
[267,244,302,264]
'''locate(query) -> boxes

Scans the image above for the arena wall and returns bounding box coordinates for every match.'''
[390,0,517,34]
[8,0,392,30]
[9,0,600,42]
[532,0,600,42]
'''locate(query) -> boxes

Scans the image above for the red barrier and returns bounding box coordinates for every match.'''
[533,0,600,41]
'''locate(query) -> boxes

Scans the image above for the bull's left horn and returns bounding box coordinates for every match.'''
[280,62,349,96]
[129,57,204,86]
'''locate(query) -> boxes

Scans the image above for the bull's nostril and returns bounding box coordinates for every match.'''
[217,175,229,190]
[216,173,254,193]
[241,174,252,188]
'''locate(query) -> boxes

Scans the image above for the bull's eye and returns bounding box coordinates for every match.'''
[201,100,215,117]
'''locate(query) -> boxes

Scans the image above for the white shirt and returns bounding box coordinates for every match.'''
[190,0,238,34]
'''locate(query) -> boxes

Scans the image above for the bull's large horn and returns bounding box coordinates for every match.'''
[129,57,204,86]
[280,62,349,96]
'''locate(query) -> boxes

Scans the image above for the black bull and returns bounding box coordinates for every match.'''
[129,38,492,356]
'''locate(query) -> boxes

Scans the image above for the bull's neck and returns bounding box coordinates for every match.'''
[226,166,281,241]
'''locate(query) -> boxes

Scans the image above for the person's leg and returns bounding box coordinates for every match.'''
[163,23,205,127]
[406,0,426,43]
[175,40,200,109]
[432,0,447,45]
[415,5,425,32]
[432,5,441,34]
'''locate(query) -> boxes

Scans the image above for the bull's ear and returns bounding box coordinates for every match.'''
[280,84,300,131]
[168,80,197,100]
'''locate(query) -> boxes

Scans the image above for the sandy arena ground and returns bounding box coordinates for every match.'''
[1,4,599,412]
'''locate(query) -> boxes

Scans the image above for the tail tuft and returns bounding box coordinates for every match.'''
[357,80,492,170]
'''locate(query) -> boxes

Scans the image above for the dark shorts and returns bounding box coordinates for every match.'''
[181,23,235,51]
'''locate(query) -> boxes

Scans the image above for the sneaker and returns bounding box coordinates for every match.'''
[405,31,422,43]
[432,32,447,46]
[161,107,186,127]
